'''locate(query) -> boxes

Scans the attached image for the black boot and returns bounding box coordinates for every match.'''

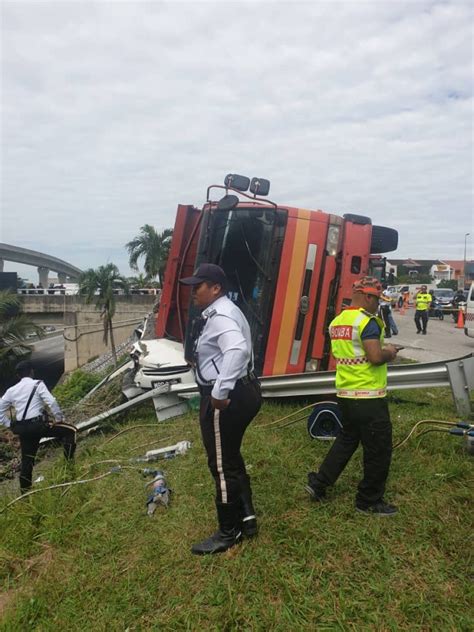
[239,473,258,538]
[191,502,242,555]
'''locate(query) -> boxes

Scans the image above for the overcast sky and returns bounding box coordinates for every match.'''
[1,0,472,281]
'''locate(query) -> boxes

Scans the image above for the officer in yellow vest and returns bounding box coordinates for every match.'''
[306,276,400,516]
[414,285,432,335]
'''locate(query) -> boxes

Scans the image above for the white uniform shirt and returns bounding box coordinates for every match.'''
[0,377,64,427]
[194,296,253,400]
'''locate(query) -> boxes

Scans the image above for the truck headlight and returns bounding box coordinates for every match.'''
[326,224,340,256]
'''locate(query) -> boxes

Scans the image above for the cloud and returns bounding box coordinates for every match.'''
[1,0,472,281]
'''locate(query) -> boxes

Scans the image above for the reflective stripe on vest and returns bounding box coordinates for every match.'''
[338,388,386,398]
[329,308,387,399]
[336,357,369,366]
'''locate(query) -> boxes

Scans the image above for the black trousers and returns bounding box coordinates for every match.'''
[414,310,428,332]
[12,419,77,492]
[309,397,392,507]
[199,379,261,505]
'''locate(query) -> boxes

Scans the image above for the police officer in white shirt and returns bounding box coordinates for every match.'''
[180,264,262,555]
[0,361,76,493]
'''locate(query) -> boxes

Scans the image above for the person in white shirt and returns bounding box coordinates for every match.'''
[180,263,262,555]
[0,361,76,493]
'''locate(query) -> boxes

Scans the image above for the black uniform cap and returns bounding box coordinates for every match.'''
[179,263,228,289]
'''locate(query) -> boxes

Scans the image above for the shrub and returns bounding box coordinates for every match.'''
[53,370,102,408]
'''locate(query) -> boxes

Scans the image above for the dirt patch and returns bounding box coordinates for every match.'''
[0,544,54,618]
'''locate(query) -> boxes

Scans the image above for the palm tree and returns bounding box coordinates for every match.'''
[0,291,43,380]
[126,225,173,287]
[128,273,151,289]
[79,264,129,366]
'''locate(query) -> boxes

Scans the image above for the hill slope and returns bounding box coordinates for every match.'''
[0,389,472,630]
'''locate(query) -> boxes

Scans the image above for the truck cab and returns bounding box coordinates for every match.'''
[141,175,398,388]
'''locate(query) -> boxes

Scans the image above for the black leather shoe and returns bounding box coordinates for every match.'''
[241,515,258,538]
[356,501,398,516]
[305,473,327,502]
[191,529,241,555]
[191,502,242,555]
[304,484,327,502]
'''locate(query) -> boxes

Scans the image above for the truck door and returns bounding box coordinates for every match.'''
[155,204,201,341]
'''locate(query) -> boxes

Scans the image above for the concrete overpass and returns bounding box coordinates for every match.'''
[19,294,156,372]
[0,242,83,285]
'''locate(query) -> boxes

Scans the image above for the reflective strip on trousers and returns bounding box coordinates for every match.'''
[337,389,386,398]
[213,408,227,503]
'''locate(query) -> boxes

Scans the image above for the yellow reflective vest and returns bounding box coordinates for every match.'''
[329,307,387,399]
[415,293,432,311]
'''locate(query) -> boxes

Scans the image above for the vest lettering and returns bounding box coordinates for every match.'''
[330,325,353,340]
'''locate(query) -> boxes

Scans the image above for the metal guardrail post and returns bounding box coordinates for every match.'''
[445,356,474,418]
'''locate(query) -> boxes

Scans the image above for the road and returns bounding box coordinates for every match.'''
[389,307,473,363]
[30,333,64,390]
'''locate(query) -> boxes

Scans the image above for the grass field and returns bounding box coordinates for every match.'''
[0,388,472,631]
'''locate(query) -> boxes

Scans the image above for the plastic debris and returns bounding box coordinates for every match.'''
[144,470,171,515]
[132,440,191,463]
[34,475,45,484]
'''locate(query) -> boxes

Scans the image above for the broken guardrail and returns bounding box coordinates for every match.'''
[73,354,474,433]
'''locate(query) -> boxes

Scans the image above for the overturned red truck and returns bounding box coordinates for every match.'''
[131,175,397,392]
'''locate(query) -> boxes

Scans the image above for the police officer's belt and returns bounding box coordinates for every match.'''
[198,372,259,396]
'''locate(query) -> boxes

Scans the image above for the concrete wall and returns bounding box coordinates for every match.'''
[19,294,71,315]
[62,296,155,372]
[19,295,156,372]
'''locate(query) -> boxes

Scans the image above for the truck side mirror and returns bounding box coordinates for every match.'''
[217,194,239,212]
[224,174,250,191]
[250,178,270,196]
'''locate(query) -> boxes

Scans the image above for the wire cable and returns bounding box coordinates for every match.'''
[102,424,166,445]
[414,428,453,447]
[0,469,120,515]
[256,403,316,429]
[393,419,458,449]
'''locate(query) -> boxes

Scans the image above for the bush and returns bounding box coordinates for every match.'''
[53,370,102,408]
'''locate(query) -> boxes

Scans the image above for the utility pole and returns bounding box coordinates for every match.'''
[463,232,470,289]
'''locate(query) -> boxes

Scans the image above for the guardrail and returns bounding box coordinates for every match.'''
[74,354,474,433]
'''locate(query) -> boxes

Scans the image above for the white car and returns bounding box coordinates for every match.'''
[130,338,195,391]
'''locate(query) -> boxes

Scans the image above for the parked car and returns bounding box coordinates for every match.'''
[431,288,455,311]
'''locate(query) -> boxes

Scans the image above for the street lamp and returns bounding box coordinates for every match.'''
[464,232,470,287]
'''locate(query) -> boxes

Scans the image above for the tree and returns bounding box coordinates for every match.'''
[79,264,129,366]
[438,279,458,291]
[0,291,43,381]
[128,273,151,289]
[397,273,433,284]
[126,225,173,287]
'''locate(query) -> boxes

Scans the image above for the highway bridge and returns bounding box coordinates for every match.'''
[0,242,82,285]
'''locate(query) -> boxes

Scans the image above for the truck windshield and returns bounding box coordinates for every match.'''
[193,206,287,373]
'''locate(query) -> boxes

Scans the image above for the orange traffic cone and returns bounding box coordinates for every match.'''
[456,308,465,329]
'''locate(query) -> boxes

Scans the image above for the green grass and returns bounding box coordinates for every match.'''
[0,389,472,631]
